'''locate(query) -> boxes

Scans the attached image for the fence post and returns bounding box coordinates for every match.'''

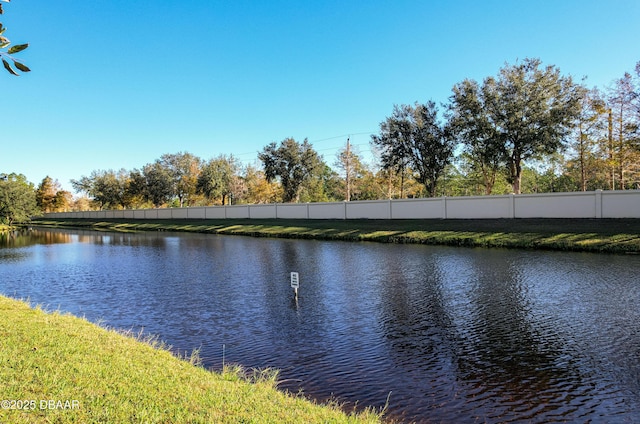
[509,193,516,218]
[442,196,447,219]
[595,189,603,218]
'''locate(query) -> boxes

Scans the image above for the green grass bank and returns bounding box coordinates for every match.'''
[31,217,640,254]
[0,296,382,423]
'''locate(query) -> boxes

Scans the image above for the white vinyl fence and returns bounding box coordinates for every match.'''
[43,190,640,220]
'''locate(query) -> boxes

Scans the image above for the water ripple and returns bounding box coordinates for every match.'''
[1,230,640,423]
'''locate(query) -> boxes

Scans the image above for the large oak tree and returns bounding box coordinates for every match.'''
[372,101,454,197]
[449,58,584,194]
[259,138,322,203]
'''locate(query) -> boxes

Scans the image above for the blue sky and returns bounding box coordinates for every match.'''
[2,0,639,192]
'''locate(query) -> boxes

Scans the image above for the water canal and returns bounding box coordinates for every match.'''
[1,228,639,423]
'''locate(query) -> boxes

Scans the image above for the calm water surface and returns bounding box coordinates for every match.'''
[1,228,639,423]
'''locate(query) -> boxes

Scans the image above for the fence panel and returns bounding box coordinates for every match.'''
[602,191,640,218]
[171,208,188,219]
[446,195,512,219]
[225,205,250,219]
[249,204,277,219]
[204,207,226,219]
[156,209,172,219]
[514,192,596,218]
[276,204,308,219]
[309,202,345,219]
[346,200,390,219]
[392,198,443,219]
[187,207,206,219]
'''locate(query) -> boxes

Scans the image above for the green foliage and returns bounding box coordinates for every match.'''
[298,164,342,203]
[0,173,37,225]
[123,168,151,208]
[449,79,506,194]
[333,141,392,201]
[259,138,323,202]
[449,58,584,194]
[197,154,238,205]
[0,0,30,76]
[607,71,640,189]
[372,101,454,197]
[353,169,390,200]
[140,162,174,207]
[568,88,608,191]
[158,152,202,207]
[71,169,128,210]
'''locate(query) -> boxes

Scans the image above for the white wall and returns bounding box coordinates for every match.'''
[225,205,250,219]
[171,208,188,219]
[514,192,596,218]
[249,204,277,219]
[602,191,640,218]
[276,204,308,219]
[187,207,206,219]
[156,209,172,219]
[309,202,345,219]
[391,198,444,219]
[42,190,640,220]
[346,200,390,219]
[205,207,226,219]
[446,195,513,219]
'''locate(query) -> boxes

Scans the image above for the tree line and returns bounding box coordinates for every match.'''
[373,58,639,197]
[2,58,639,220]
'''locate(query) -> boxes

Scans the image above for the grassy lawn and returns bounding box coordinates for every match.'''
[30,218,640,254]
[0,296,382,423]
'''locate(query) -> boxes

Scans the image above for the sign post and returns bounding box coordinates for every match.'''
[290,272,299,299]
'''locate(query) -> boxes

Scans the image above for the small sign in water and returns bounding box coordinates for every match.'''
[290,272,299,289]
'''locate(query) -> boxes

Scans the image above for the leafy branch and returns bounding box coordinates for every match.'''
[0,0,29,76]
